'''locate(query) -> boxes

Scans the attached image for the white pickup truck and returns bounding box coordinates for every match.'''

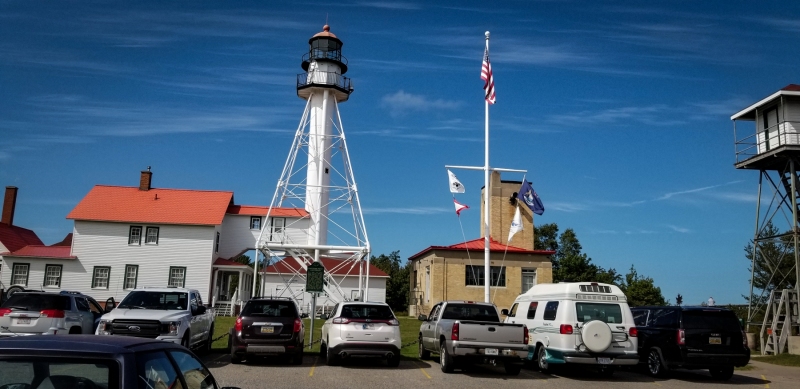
[96,288,215,351]
[418,301,528,375]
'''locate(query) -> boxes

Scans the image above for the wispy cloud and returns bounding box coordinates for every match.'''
[351,128,481,142]
[546,202,589,213]
[356,2,422,10]
[363,206,448,215]
[381,90,462,116]
[654,181,742,201]
[666,224,691,233]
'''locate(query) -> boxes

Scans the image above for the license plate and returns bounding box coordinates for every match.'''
[260,326,274,334]
[485,348,499,356]
[597,357,612,365]
[362,323,374,330]
[16,318,30,325]
[709,337,721,344]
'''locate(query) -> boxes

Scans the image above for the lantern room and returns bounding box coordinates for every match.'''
[733,84,800,170]
[297,25,353,102]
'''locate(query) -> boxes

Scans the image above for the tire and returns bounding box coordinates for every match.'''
[598,366,615,378]
[440,341,454,373]
[418,336,430,360]
[325,342,339,366]
[647,348,667,377]
[581,320,612,352]
[181,333,191,349]
[504,362,522,376]
[537,345,550,373]
[69,327,82,334]
[229,334,242,364]
[202,325,214,354]
[5,286,24,300]
[709,366,734,380]
[292,344,304,365]
[387,354,400,367]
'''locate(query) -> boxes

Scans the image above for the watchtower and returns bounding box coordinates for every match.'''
[733,84,800,355]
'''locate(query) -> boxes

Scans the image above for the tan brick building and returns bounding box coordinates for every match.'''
[408,172,554,316]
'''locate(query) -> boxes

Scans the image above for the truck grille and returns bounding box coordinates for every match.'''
[110,319,164,338]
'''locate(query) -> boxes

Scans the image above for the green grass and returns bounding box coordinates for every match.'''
[751,353,800,367]
[209,315,422,357]
[735,364,756,371]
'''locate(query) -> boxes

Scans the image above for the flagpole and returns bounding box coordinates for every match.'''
[483,31,491,303]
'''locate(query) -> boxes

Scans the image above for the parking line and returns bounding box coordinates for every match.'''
[414,362,432,379]
[761,374,769,389]
[309,357,318,377]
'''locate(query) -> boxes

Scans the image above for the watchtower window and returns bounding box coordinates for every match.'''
[312,39,340,52]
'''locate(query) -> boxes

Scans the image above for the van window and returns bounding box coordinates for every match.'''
[576,302,623,324]
[508,303,518,317]
[632,309,649,327]
[650,309,678,328]
[683,310,741,331]
[543,301,558,321]
[527,302,539,319]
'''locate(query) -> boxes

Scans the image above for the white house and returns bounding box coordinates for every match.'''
[0,170,386,312]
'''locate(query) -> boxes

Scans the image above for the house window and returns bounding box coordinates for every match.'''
[129,226,142,245]
[250,216,261,230]
[124,265,139,289]
[168,267,186,287]
[11,264,29,286]
[92,267,110,289]
[270,217,285,240]
[522,268,537,293]
[145,227,159,244]
[215,232,220,253]
[465,265,506,287]
[43,265,63,288]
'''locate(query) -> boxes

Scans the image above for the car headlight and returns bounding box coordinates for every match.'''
[98,320,112,335]
[168,321,180,336]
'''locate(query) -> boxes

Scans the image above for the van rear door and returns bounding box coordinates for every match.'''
[682,310,743,353]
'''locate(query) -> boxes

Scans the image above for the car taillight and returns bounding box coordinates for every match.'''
[293,318,302,333]
[524,326,529,345]
[560,324,573,335]
[234,317,243,332]
[451,322,459,341]
[40,309,65,318]
[332,317,351,324]
[387,318,399,326]
[742,331,747,347]
[629,327,638,337]
[677,329,685,345]
[0,308,11,317]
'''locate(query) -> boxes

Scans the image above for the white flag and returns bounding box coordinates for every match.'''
[508,206,523,241]
[454,199,469,216]
[447,170,465,193]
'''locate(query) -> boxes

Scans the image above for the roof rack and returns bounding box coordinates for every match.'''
[250,296,294,301]
[59,291,84,295]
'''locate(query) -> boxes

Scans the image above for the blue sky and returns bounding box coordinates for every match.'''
[2,1,799,305]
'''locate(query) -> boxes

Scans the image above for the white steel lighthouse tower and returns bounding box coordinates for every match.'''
[254,25,371,306]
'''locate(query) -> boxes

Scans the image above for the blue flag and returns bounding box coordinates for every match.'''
[517,181,544,215]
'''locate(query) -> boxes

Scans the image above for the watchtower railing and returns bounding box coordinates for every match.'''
[297,71,352,91]
[302,50,348,66]
[735,121,800,163]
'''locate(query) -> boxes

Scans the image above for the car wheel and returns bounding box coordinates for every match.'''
[598,366,615,378]
[440,341,454,373]
[537,345,550,373]
[202,325,214,354]
[292,344,304,365]
[709,366,734,380]
[325,341,338,366]
[504,362,522,376]
[5,285,24,300]
[647,348,667,377]
[69,327,82,334]
[181,333,191,349]
[387,354,400,367]
[418,336,430,360]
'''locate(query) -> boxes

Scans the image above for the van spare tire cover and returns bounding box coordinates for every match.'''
[582,320,612,352]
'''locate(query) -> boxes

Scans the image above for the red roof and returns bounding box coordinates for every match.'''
[213,257,251,267]
[0,223,44,252]
[226,205,309,218]
[67,185,233,226]
[262,257,389,278]
[409,237,555,260]
[51,233,72,247]
[782,84,800,91]
[1,245,75,259]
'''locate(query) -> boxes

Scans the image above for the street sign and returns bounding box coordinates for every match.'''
[306,262,325,293]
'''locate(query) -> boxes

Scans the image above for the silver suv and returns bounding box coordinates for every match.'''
[319,301,402,367]
[0,290,109,336]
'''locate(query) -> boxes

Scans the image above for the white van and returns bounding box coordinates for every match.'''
[502,282,638,376]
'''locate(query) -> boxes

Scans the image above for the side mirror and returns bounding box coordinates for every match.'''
[319,314,329,320]
[500,309,509,316]
[105,297,116,312]
[194,306,206,315]
[417,314,428,321]
[301,313,309,319]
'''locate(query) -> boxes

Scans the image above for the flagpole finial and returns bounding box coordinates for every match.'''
[485,31,490,39]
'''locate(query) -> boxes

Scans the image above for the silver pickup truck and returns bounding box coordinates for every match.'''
[418,301,528,375]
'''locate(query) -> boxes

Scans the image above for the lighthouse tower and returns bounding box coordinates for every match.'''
[255,25,370,307]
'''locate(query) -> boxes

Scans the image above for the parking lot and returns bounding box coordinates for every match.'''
[203,353,800,389]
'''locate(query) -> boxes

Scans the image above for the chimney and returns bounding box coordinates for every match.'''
[2,186,18,225]
[139,167,152,191]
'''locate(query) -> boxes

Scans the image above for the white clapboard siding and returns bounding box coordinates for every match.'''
[0,259,86,292]
[218,215,309,259]
[68,221,216,303]
[261,274,387,314]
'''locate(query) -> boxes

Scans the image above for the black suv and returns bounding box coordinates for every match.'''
[631,306,750,380]
[229,297,307,364]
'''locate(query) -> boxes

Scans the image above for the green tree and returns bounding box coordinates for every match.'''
[744,221,796,304]
[370,251,410,312]
[619,265,667,306]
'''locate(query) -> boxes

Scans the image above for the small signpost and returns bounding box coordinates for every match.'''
[306,262,325,348]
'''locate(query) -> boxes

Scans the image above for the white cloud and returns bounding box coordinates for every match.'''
[381,90,462,116]
[363,206,448,215]
[356,2,422,10]
[666,225,692,233]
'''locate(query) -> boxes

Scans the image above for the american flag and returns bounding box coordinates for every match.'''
[481,46,495,104]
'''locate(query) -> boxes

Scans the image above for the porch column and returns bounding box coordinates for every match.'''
[211,269,219,307]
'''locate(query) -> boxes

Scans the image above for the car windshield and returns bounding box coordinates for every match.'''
[683,310,741,331]
[339,305,394,320]
[575,302,623,324]
[440,304,500,322]
[0,359,114,389]
[2,294,70,311]
[119,291,188,310]
[242,301,297,317]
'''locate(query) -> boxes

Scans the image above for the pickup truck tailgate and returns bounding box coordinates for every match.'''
[457,320,526,345]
